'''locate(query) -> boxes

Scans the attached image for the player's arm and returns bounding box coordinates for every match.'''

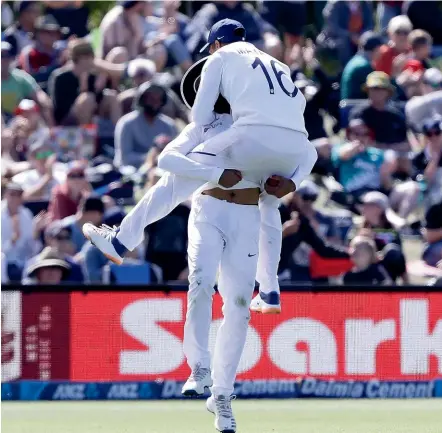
[157,123,224,184]
[191,53,222,126]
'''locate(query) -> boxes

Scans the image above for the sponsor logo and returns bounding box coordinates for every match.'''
[107,383,139,399]
[53,384,86,400]
[299,378,435,399]
[70,293,442,381]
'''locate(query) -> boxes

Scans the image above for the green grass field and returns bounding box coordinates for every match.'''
[2,399,442,433]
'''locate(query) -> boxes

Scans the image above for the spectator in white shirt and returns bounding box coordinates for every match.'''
[12,135,66,201]
[1,183,41,281]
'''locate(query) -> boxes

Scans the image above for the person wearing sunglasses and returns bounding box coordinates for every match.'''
[11,136,64,201]
[374,15,412,77]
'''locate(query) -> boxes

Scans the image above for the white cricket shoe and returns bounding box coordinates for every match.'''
[82,223,126,265]
[250,291,281,314]
[181,364,212,397]
[209,394,237,433]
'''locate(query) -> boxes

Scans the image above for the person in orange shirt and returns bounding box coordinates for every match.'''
[374,15,412,76]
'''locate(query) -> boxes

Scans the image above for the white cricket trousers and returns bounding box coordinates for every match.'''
[117,124,316,292]
[183,194,261,397]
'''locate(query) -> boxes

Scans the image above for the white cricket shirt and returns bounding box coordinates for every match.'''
[192,41,307,135]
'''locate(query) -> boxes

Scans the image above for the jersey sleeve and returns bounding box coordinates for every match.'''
[191,53,223,126]
[157,123,224,184]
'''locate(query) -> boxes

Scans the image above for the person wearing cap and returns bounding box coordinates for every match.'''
[187,18,316,196]
[186,1,282,59]
[48,162,91,221]
[11,136,65,201]
[374,15,412,77]
[341,31,383,99]
[84,62,313,432]
[18,15,68,90]
[1,183,41,282]
[22,222,84,284]
[48,38,121,126]
[353,191,408,282]
[349,71,409,153]
[322,0,374,66]
[1,41,54,125]
[24,247,71,285]
[3,1,41,56]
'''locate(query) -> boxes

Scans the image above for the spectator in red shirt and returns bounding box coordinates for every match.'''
[48,162,91,221]
[19,15,69,91]
[374,15,412,77]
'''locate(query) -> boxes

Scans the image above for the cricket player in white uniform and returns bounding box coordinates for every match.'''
[84,18,316,306]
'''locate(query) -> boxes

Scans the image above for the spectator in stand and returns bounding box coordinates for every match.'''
[331,118,392,210]
[48,39,121,126]
[343,235,391,285]
[11,137,66,201]
[350,72,409,152]
[186,1,282,59]
[44,1,89,38]
[259,0,306,64]
[3,1,41,56]
[322,0,374,67]
[23,221,84,283]
[352,191,408,283]
[48,163,91,221]
[114,82,177,169]
[422,201,442,267]
[394,58,425,100]
[118,58,189,121]
[403,0,442,46]
[60,196,105,253]
[1,42,54,125]
[278,186,350,283]
[331,118,419,218]
[412,116,442,209]
[24,247,71,285]
[341,32,383,99]
[1,127,30,179]
[406,68,442,131]
[377,1,403,34]
[374,15,412,77]
[143,0,193,72]
[99,0,166,71]
[1,183,41,281]
[394,29,433,73]
[143,167,190,281]
[18,15,69,91]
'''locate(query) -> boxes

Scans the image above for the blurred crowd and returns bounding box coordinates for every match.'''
[1,0,442,287]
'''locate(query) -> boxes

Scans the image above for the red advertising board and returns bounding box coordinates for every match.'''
[1,292,70,381]
[70,292,442,382]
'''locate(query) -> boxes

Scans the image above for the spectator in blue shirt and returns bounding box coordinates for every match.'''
[185,1,282,59]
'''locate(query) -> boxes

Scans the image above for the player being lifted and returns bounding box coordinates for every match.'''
[84,18,316,310]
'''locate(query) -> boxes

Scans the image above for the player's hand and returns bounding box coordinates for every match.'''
[218,169,242,188]
[264,175,296,198]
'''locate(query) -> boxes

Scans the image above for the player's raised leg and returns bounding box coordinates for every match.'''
[251,192,283,313]
[82,172,203,264]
